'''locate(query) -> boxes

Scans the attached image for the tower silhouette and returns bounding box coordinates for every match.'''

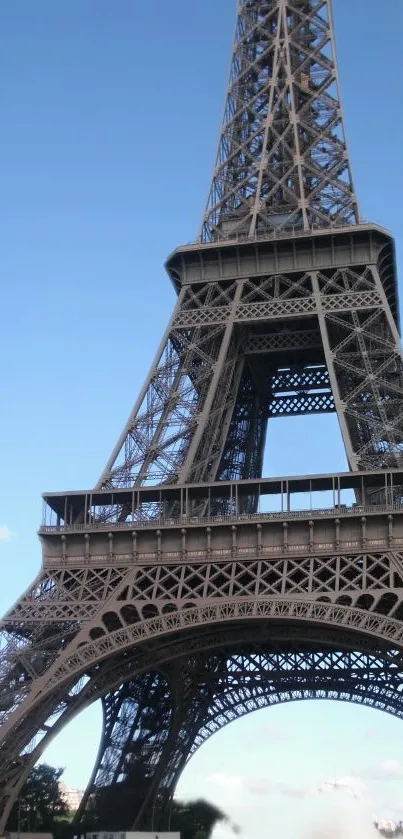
[1,0,403,831]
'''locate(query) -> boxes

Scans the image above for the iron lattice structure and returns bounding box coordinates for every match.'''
[201,0,360,241]
[1,0,403,831]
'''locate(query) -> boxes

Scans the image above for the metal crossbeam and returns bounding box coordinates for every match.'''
[269,391,334,415]
[244,329,322,354]
[269,364,334,416]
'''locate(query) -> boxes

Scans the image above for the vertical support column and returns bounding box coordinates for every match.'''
[132,530,138,561]
[309,520,314,552]
[311,271,358,470]
[388,515,394,546]
[256,523,262,553]
[283,522,288,553]
[206,527,211,557]
[361,517,367,549]
[373,266,403,352]
[231,525,237,557]
[177,281,244,483]
[335,518,340,550]
[181,529,187,558]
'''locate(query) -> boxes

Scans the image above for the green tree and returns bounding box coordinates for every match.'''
[83,780,227,839]
[7,764,67,832]
[170,798,227,839]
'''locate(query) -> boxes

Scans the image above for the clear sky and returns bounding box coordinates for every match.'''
[1,0,403,835]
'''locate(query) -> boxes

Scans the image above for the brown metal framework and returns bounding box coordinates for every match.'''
[201,0,359,240]
[1,0,403,832]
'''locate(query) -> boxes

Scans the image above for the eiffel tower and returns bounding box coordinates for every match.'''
[2,0,403,831]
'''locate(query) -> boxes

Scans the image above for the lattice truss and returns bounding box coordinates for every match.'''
[99,262,403,489]
[316,268,403,470]
[1,546,403,770]
[72,645,403,828]
[1,535,403,828]
[201,0,360,242]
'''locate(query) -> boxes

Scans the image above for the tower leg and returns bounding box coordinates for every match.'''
[76,671,172,828]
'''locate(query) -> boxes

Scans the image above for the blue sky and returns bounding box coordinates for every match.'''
[1,0,403,833]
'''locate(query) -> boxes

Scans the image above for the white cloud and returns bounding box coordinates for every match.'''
[204,770,381,839]
[247,777,307,798]
[362,760,403,781]
[211,824,240,839]
[0,525,12,542]
[206,772,307,799]
[378,760,403,779]
[207,773,244,791]
[316,776,365,798]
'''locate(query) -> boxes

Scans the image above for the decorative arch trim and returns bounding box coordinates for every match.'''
[46,597,403,692]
